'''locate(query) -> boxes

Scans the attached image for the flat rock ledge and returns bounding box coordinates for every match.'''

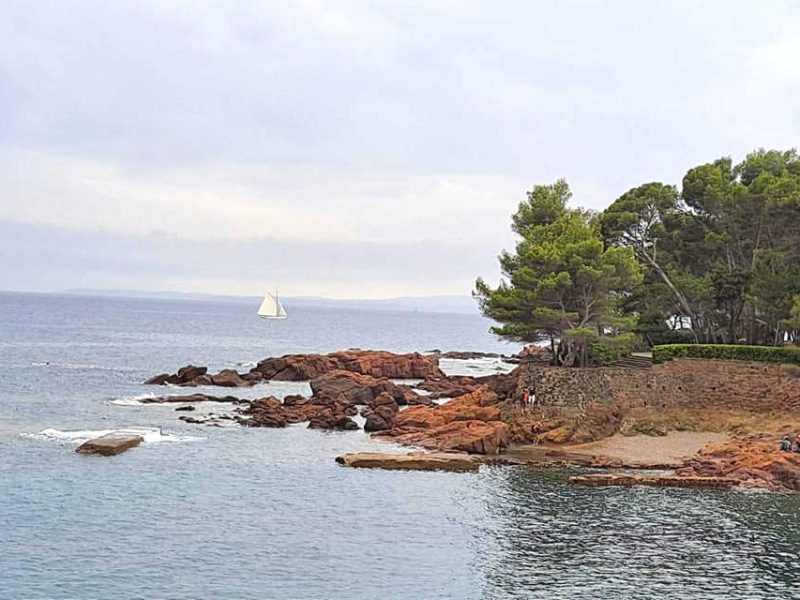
[568,473,738,490]
[336,452,481,472]
[76,433,144,456]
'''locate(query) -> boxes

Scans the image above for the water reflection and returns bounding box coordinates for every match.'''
[468,467,800,599]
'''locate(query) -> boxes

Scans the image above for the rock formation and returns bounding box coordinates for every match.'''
[76,433,144,456]
[250,350,443,380]
[310,370,429,407]
[336,452,481,472]
[378,387,509,454]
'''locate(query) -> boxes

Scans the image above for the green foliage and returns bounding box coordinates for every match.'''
[475,180,642,367]
[653,344,800,365]
[601,148,800,347]
[590,333,636,364]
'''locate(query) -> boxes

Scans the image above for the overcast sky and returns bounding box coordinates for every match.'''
[1,0,799,298]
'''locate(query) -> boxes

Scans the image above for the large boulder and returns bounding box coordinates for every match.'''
[310,370,429,406]
[308,409,359,431]
[177,365,207,383]
[250,350,444,381]
[677,435,800,492]
[144,365,257,387]
[379,387,508,454]
[361,393,400,432]
[76,433,144,456]
[393,388,500,429]
[211,369,257,388]
[239,396,287,427]
[238,395,359,429]
[388,420,509,454]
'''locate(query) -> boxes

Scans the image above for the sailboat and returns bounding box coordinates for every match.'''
[257,290,287,320]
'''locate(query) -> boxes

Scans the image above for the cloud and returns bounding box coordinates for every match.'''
[0,219,503,297]
[1,0,799,296]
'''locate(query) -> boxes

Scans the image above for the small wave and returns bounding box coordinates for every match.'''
[237,361,258,369]
[21,427,203,445]
[30,361,136,372]
[110,393,159,406]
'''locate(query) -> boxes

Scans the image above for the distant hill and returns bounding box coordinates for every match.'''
[62,289,479,315]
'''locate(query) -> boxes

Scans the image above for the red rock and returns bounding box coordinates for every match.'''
[388,420,509,454]
[379,387,507,454]
[310,370,427,407]
[308,410,359,431]
[177,365,207,383]
[211,369,257,388]
[251,350,443,381]
[240,397,287,427]
[677,436,800,492]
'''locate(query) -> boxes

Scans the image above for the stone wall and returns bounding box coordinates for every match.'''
[520,359,800,411]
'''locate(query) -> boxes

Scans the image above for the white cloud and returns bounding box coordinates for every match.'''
[0,150,524,247]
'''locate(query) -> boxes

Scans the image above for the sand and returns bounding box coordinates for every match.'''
[506,431,728,468]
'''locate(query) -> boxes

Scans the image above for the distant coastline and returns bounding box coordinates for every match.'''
[36,288,481,315]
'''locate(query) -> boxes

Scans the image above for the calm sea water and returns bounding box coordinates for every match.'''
[2,292,800,599]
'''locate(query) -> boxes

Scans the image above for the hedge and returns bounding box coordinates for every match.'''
[653,344,800,365]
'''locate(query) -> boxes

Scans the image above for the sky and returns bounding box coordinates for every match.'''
[1,0,799,298]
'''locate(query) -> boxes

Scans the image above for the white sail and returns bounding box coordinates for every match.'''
[257,292,287,319]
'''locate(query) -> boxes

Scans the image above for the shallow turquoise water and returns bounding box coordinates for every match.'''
[2,292,800,599]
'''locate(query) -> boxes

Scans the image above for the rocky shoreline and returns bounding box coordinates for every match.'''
[102,348,800,493]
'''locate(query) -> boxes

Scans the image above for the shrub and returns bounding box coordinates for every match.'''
[653,344,800,365]
[782,364,800,378]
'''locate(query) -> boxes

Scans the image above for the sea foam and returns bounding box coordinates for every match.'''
[21,427,203,445]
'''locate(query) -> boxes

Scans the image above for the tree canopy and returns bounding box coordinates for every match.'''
[601,149,800,346]
[475,180,641,366]
[477,149,800,364]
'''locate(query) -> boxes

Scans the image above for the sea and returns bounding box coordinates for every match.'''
[1,291,800,599]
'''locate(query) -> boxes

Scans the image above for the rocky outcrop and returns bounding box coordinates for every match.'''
[144,364,208,386]
[360,393,400,432]
[336,452,481,472]
[76,433,143,456]
[378,387,509,454]
[677,435,800,492]
[310,370,429,407]
[251,350,443,381]
[388,420,509,454]
[238,395,359,431]
[140,393,243,404]
[144,365,259,387]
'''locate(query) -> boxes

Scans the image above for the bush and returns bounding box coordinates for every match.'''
[653,344,800,365]
[782,364,800,378]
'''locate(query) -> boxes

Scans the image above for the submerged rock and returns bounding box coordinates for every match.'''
[76,433,143,456]
[569,473,737,490]
[336,452,481,472]
[141,393,242,404]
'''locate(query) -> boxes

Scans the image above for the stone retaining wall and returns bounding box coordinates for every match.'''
[520,359,800,411]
